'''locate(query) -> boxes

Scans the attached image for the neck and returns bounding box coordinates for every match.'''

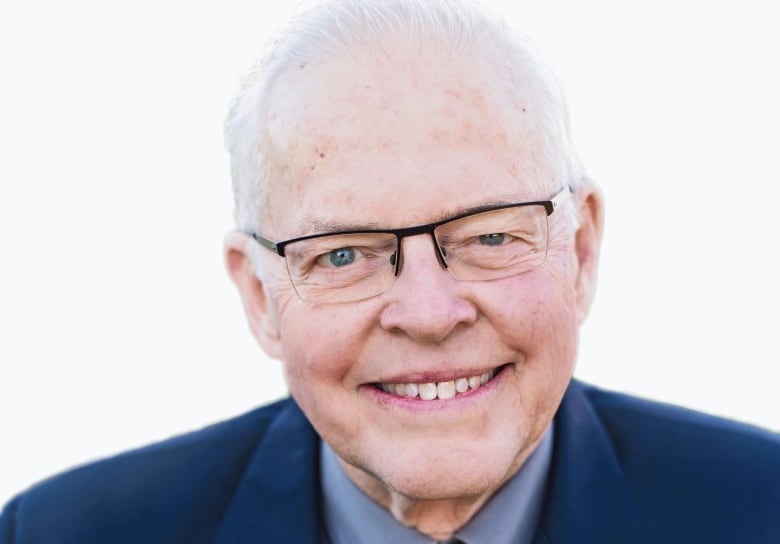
[341,466,483,539]
[385,492,485,540]
[337,432,544,540]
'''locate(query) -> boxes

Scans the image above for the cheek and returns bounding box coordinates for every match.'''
[275,300,378,390]
[486,265,578,341]
[482,267,579,389]
[273,302,384,451]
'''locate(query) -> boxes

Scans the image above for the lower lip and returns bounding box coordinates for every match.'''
[362,364,511,412]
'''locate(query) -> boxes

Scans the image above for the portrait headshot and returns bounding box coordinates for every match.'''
[1,0,779,543]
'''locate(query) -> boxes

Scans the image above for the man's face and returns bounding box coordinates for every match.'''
[232,49,601,504]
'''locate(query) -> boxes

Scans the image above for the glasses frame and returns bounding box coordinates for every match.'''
[249,186,571,292]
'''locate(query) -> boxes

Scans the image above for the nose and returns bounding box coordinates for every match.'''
[379,235,477,343]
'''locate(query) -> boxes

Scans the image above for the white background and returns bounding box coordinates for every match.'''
[2,0,778,505]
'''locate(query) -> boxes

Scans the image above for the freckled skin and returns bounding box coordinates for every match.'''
[234,46,603,539]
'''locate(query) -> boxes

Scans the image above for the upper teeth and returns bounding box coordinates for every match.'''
[379,369,497,400]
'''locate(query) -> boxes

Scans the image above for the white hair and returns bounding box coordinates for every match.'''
[225,0,586,232]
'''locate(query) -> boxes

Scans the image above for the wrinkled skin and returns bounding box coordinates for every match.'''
[225,47,604,539]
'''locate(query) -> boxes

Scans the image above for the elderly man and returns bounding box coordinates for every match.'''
[2,1,779,543]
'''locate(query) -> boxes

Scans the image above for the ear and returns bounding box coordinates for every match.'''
[224,231,283,360]
[572,180,605,323]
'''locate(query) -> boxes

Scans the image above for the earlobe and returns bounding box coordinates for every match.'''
[224,231,283,360]
[573,181,605,323]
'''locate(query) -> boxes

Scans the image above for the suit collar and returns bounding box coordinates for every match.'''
[533,380,648,544]
[213,400,322,544]
[212,380,648,544]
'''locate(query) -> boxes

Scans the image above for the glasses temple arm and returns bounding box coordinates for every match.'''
[251,232,283,255]
[549,186,573,214]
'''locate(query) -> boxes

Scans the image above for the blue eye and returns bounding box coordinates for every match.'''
[479,233,506,246]
[329,247,356,267]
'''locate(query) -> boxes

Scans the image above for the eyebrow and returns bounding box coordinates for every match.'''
[303,218,383,234]
[297,196,528,234]
[450,199,521,218]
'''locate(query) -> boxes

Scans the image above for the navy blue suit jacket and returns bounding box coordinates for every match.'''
[2,380,779,543]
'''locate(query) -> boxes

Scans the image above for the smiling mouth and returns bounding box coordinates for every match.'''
[374,364,507,400]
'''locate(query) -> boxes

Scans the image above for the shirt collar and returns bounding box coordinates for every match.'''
[320,425,554,544]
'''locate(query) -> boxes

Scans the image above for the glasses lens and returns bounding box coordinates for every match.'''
[435,205,548,281]
[283,232,397,303]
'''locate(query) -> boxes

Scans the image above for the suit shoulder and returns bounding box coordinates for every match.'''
[579,383,780,540]
[582,384,780,458]
[1,398,294,544]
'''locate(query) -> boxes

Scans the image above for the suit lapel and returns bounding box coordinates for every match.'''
[533,381,648,544]
[213,400,323,544]
[211,381,648,544]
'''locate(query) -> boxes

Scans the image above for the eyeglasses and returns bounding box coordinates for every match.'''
[249,187,571,303]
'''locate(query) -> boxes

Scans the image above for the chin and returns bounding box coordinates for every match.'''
[367,437,528,501]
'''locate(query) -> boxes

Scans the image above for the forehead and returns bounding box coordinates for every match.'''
[261,48,560,237]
